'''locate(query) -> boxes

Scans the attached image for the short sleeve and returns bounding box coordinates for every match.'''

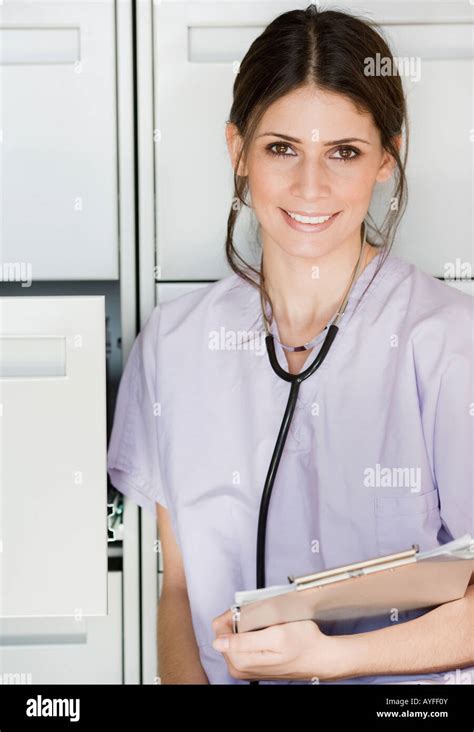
[107,306,168,514]
[433,346,474,541]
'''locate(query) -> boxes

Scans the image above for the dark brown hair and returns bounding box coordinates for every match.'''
[225,3,409,314]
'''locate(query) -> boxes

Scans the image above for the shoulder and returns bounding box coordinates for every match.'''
[381,253,472,331]
[402,256,471,316]
[138,272,254,345]
[384,254,472,379]
[159,272,246,320]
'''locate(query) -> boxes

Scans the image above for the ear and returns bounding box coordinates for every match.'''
[225,122,247,177]
[375,134,402,184]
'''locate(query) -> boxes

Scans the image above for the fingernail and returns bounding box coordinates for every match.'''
[212,636,230,652]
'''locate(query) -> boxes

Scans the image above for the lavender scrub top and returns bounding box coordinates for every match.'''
[107,250,474,685]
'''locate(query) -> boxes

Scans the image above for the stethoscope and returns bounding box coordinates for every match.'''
[249,222,368,685]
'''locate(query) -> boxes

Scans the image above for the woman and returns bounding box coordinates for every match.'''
[107,5,473,684]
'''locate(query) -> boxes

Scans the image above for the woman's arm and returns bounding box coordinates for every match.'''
[212,582,474,682]
[157,504,209,684]
[158,588,209,684]
[331,583,474,680]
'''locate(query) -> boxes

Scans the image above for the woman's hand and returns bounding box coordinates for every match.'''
[211,608,347,682]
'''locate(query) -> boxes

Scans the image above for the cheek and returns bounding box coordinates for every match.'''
[248,159,288,203]
[329,164,378,203]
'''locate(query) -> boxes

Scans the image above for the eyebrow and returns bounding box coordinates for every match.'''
[256,132,371,145]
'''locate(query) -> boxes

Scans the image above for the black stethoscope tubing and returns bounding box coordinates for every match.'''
[249,324,339,686]
[256,325,339,589]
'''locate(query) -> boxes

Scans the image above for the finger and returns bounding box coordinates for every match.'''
[220,645,284,678]
[212,627,280,655]
[228,649,283,670]
[211,608,234,636]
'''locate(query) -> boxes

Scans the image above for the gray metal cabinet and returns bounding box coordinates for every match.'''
[0,1,119,280]
[0,572,122,684]
[0,296,108,619]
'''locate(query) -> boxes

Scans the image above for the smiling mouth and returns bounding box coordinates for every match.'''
[282,210,340,224]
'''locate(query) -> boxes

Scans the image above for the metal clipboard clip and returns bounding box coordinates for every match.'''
[289,544,420,591]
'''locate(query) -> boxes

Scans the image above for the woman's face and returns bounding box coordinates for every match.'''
[226,85,397,259]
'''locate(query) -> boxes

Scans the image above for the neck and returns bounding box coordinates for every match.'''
[261,229,378,340]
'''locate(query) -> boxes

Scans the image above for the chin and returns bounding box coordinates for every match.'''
[275,236,335,260]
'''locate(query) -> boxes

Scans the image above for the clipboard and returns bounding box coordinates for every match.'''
[231,534,474,634]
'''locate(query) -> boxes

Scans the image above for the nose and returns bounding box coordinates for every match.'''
[291,155,331,201]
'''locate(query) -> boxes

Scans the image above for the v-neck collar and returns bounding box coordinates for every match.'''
[248,248,387,375]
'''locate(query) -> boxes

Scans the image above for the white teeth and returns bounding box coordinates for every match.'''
[286,211,333,224]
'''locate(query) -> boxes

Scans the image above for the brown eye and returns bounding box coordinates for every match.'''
[330,146,361,163]
[266,143,296,157]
